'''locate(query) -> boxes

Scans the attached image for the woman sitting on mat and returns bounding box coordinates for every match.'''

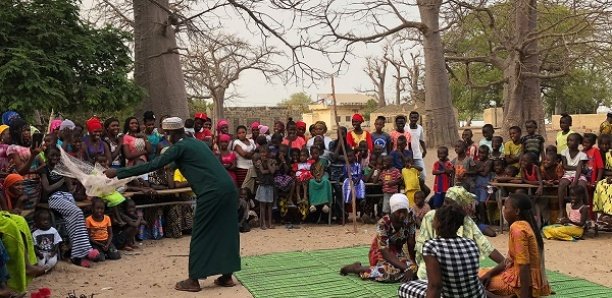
[415,186,505,280]
[398,204,486,297]
[339,193,416,283]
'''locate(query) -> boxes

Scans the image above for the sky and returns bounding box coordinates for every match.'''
[80,1,422,107]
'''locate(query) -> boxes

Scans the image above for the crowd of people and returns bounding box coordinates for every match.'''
[0,107,609,297]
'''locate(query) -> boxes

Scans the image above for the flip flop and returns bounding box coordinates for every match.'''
[214,277,236,287]
[175,280,201,292]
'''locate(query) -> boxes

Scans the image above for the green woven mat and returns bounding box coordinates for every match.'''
[235,246,612,298]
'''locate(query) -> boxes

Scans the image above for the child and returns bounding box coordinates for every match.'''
[521,152,546,225]
[558,133,589,220]
[292,148,314,204]
[402,155,421,207]
[184,118,195,137]
[462,129,479,161]
[452,140,475,191]
[474,145,493,224]
[116,199,145,250]
[347,114,373,151]
[541,149,563,185]
[593,143,612,230]
[521,120,545,161]
[490,136,504,160]
[308,146,333,217]
[357,141,370,168]
[493,165,520,183]
[238,188,252,232]
[390,135,413,171]
[86,198,121,261]
[254,147,277,229]
[556,113,574,154]
[371,116,392,155]
[32,210,62,271]
[342,149,365,206]
[218,134,237,186]
[582,133,603,186]
[492,158,505,179]
[65,131,84,160]
[363,155,379,183]
[598,133,610,163]
[373,155,401,215]
[504,126,523,168]
[479,124,496,152]
[412,191,430,228]
[479,193,551,297]
[431,146,453,209]
[543,186,588,241]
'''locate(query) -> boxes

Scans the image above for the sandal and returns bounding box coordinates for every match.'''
[87,249,100,260]
[175,280,201,292]
[78,259,91,268]
[214,276,236,287]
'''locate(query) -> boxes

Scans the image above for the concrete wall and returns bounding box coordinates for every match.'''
[551,113,605,133]
[303,104,366,131]
[483,107,504,128]
[223,107,303,132]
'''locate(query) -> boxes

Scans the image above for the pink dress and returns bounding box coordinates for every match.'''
[123,134,147,166]
[220,152,237,185]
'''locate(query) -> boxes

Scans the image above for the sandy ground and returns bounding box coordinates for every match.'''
[30,129,612,297]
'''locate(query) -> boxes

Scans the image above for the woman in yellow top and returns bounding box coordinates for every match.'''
[401,156,421,207]
[480,193,551,297]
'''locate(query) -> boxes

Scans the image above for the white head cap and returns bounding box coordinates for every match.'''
[162,117,184,130]
[390,193,410,213]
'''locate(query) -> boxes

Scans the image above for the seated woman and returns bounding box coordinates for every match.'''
[399,204,486,297]
[339,194,416,283]
[593,145,612,230]
[479,193,551,297]
[415,186,505,280]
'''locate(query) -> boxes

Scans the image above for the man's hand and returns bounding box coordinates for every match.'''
[105,168,117,178]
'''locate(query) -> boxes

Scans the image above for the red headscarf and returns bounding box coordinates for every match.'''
[194,112,208,121]
[3,173,23,210]
[296,121,307,130]
[218,134,231,143]
[352,114,364,123]
[86,117,103,133]
[250,121,260,130]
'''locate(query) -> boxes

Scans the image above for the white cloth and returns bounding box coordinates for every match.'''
[233,139,256,169]
[390,193,410,213]
[408,125,424,159]
[562,148,588,177]
[306,136,332,151]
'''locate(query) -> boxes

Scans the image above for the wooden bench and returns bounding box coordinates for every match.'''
[123,187,195,209]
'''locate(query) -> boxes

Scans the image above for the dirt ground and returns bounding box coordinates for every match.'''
[30,128,612,297]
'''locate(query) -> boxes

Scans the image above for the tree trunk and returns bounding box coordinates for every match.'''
[395,68,402,105]
[133,0,189,120]
[418,0,459,148]
[212,88,226,123]
[378,85,386,108]
[502,0,546,139]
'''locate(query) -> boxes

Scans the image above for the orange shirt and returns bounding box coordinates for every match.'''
[86,215,111,242]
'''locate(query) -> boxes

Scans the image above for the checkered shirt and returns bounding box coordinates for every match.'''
[398,237,485,298]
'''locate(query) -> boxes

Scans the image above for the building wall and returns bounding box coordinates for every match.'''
[303,105,366,131]
[223,107,303,132]
[551,113,605,133]
[482,107,504,128]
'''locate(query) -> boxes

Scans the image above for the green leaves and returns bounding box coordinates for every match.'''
[0,0,142,117]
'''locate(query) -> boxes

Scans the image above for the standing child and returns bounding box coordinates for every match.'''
[504,126,523,168]
[32,210,62,271]
[254,148,277,230]
[521,152,545,225]
[342,149,366,207]
[598,133,611,163]
[292,148,314,204]
[431,146,453,209]
[556,113,575,154]
[401,155,422,207]
[452,140,476,192]
[490,136,504,160]
[543,186,588,241]
[412,191,430,228]
[373,156,402,215]
[357,141,370,168]
[474,145,493,224]
[479,193,551,297]
[217,134,237,186]
[86,198,121,261]
[479,124,497,153]
[582,133,604,186]
[521,120,546,161]
[390,135,413,171]
[462,129,479,161]
[308,146,333,217]
[558,133,589,220]
[371,116,392,155]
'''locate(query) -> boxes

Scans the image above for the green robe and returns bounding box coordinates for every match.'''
[117,137,240,278]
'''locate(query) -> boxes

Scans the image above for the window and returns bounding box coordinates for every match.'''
[336,116,341,123]
[345,116,351,122]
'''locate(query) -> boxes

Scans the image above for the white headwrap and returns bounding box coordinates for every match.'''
[59,119,75,131]
[390,193,409,213]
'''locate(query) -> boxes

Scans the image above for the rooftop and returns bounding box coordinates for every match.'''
[316,93,374,106]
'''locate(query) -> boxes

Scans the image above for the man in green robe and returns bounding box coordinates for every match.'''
[105,117,240,292]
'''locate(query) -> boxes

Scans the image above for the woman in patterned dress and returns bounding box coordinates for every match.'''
[339,193,416,283]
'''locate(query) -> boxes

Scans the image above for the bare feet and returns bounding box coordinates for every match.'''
[340,262,362,276]
[26,264,45,277]
[267,225,275,229]
[175,279,201,292]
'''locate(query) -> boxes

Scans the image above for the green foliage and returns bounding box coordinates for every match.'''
[450,64,503,121]
[0,0,143,117]
[188,98,214,117]
[543,65,612,114]
[362,99,379,121]
[278,92,314,113]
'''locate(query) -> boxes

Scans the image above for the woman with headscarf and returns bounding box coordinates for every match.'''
[340,193,417,283]
[259,125,271,142]
[1,111,20,127]
[295,121,308,142]
[347,114,373,152]
[105,117,240,292]
[83,117,111,166]
[57,119,76,148]
[306,121,332,151]
[281,119,306,150]
[49,119,62,139]
[250,121,260,142]
[193,113,213,142]
[7,119,43,213]
[414,186,505,280]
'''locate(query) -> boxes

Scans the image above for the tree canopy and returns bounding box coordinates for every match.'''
[0,0,142,117]
[277,92,314,114]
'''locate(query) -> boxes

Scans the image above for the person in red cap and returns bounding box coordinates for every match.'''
[296,121,308,142]
[347,114,373,152]
[193,113,213,141]
[83,117,111,166]
[250,121,260,142]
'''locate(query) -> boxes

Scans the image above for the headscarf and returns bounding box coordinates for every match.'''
[445,186,477,214]
[251,121,260,130]
[0,125,9,136]
[296,121,307,130]
[352,113,364,123]
[390,193,410,213]
[3,173,23,210]
[314,121,328,134]
[259,125,269,134]
[86,117,103,133]
[218,134,231,143]
[2,111,20,126]
[59,119,75,131]
[194,112,208,121]
[49,119,62,133]
[216,119,229,133]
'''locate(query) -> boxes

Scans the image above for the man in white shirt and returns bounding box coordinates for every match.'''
[408,111,427,179]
